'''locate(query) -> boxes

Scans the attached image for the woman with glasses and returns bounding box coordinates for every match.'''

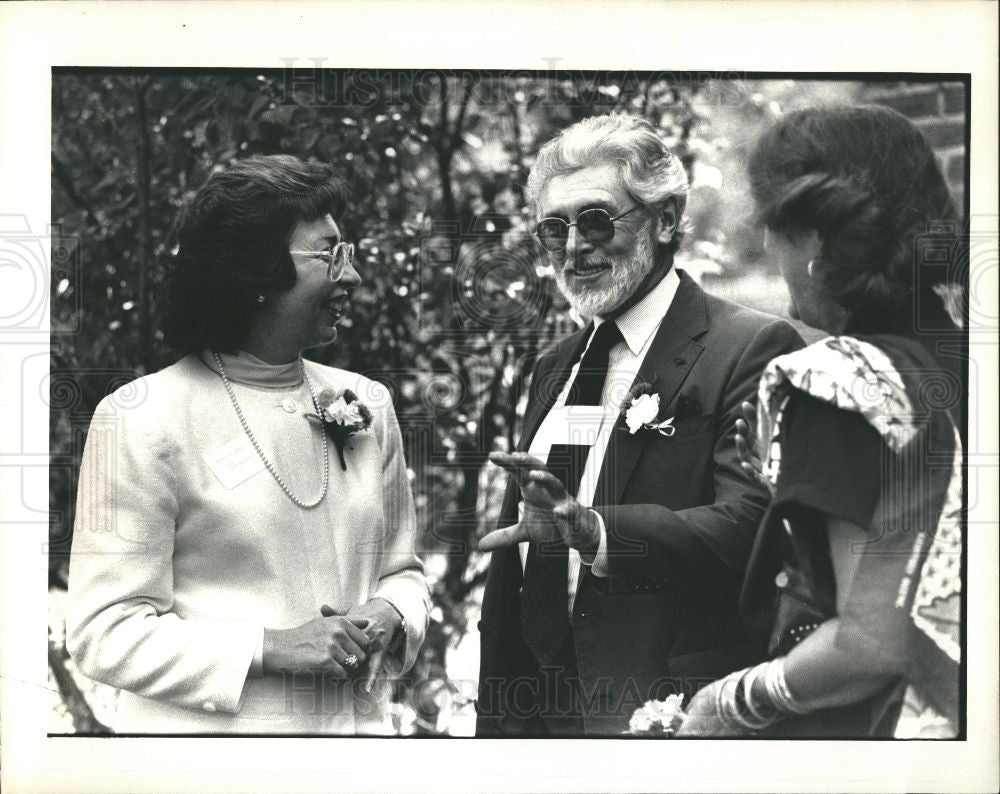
[66,154,430,734]
[677,106,964,738]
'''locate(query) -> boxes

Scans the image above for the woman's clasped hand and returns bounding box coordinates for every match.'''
[263,599,403,692]
[262,611,370,678]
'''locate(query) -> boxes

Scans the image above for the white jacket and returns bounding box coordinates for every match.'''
[67,351,430,734]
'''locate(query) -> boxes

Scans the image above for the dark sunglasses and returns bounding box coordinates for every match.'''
[534,206,640,252]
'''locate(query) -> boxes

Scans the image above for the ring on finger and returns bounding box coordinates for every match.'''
[343,654,360,672]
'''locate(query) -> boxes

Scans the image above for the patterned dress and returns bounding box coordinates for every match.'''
[743,334,962,737]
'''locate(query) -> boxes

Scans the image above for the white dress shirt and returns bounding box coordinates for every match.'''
[518,267,681,614]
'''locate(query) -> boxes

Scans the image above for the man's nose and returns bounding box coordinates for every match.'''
[564,225,593,259]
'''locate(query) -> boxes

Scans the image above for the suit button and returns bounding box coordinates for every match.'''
[775,571,789,589]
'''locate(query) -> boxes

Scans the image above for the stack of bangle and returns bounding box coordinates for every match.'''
[714,657,811,733]
[763,655,811,716]
[741,662,780,725]
[715,665,773,732]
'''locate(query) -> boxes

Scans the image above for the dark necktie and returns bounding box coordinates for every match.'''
[521,320,624,664]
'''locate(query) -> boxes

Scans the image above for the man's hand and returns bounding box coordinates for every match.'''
[477,451,601,560]
[262,613,370,678]
[734,400,771,493]
[325,599,402,693]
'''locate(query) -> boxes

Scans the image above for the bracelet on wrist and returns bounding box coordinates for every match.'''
[741,662,782,727]
[714,670,744,732]
[713,668,773,733]
[763,656,811,716]
[378,599,406,648]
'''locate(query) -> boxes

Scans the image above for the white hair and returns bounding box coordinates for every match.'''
[527,113,690,250]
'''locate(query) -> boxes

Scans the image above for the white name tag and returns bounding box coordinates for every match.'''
[206,435,266,490]
[528,405,609,457]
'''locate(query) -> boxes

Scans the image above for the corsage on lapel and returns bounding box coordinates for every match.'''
[307,388,373,470]
[620,380,676,437]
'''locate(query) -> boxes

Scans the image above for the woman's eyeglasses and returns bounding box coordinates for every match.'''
[290,242,356,281]
[534,206,640,252]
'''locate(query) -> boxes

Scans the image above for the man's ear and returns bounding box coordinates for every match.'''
[656,196,679,243]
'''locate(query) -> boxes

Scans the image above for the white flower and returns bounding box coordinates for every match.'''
[650,693,685,720]
[627,694,686,735]
[625,393,661,434]
[323,397,354,425]
[628,710,655,733]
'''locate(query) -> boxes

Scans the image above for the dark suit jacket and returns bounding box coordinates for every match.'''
[477,270,805,735]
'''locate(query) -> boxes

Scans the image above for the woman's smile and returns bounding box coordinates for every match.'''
[322,292,350,326]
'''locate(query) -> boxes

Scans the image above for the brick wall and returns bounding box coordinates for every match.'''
[861,81,967,215]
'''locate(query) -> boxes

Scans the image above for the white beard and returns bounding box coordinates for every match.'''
[554,230,657,319]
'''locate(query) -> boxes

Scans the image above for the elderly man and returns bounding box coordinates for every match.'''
[476,113,804,736]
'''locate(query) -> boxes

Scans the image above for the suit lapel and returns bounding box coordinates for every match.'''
[594,271,709,508]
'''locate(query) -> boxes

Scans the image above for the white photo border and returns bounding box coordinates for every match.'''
[1,1,997,792]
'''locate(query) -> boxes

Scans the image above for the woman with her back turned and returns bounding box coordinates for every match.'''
[678,105,964,738]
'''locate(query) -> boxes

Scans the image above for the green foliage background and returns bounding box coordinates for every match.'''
[50,70,863,734]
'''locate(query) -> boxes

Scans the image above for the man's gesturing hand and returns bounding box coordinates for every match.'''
[477,451,601,559]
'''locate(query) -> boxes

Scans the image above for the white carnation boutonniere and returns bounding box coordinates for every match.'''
[627,694,686,736]
[307,387,373,470]
[620,382,675,437]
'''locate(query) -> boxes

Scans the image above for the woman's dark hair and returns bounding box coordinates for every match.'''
[748,104,962,333]
[163,155,347,353]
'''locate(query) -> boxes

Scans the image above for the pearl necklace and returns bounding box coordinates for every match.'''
[213,352,329,509]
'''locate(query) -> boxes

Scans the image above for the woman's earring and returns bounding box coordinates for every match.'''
[807,260,815,278]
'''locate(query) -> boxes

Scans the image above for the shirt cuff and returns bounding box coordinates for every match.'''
[581,509,609,577]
